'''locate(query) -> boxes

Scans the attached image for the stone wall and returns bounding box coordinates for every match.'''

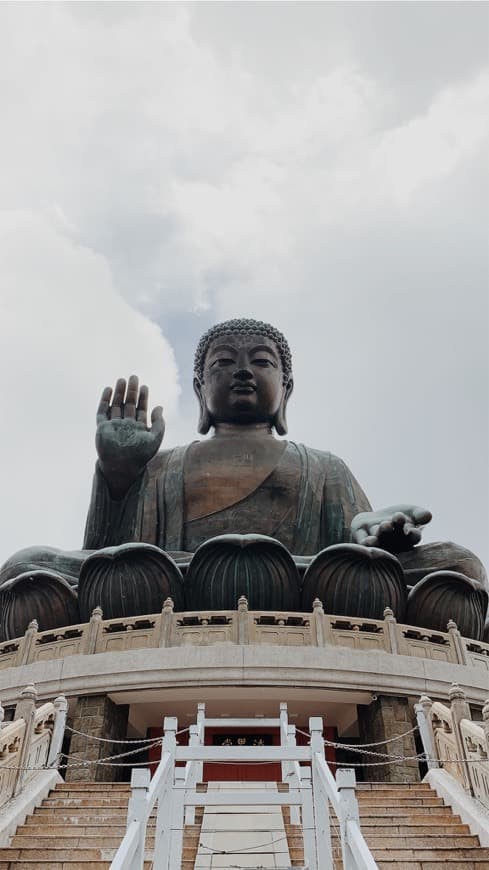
[357,695,420,783]
[66,694,129,782]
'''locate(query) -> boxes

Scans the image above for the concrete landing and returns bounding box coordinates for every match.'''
[194,781,293,869]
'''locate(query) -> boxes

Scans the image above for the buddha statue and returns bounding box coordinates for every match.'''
[1,318,487,640]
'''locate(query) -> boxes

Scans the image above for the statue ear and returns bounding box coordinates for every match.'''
[193,377,212,435]
[274,378,294,436]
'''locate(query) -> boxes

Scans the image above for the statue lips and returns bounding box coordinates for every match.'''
[231,384,256,394]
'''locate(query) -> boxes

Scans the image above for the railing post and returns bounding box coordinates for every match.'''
[47,695,68,768]
[482,699,489,757]
[185,724,200,825]
[280,702,288,783]
[169,763,186,870]
[447,620,469,665]
[300,767,318,870]
[237,595,250,644]
[160,716,184,870]
[414,695,438,769]
[158,598,174,647]
[309,716,333,870]
[154,716,177,870]
[197,702,205,732]
[322,611,336,644]
[126,768,150,870]
[83,606,103,654]
[13,684,37,796]
[336,768,360,870]
[195,703,205,787]
[16,620,38,666]
[312,599,325,646]
[383,607,399,654]
[449,683,472,791]
[287,725,301,825]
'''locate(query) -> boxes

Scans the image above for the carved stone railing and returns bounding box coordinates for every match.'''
[0,599,487,672]
[416,685,489,810]
[0,685,67,808]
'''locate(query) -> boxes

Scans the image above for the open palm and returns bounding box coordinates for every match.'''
[96,376,164,494]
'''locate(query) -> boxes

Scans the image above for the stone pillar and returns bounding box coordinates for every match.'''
[357,695,420,783]
[66,694,129,782]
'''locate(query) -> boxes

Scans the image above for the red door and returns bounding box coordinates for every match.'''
[147,725,337,781]
[203,727,281,782]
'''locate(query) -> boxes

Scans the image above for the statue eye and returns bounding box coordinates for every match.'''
[215,357,234,367]
[253,358,273,367]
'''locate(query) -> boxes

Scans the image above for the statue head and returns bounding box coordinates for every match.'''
[193,318,294,435]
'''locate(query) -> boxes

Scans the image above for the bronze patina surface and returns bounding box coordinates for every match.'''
[0,319,487,638]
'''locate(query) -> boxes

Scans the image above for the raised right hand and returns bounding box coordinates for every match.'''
[96,376,165,497]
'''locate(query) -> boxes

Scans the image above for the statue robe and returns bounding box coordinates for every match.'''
[83,442,372,557]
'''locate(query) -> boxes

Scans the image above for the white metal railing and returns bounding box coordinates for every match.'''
[110,704,378,870]
[416,686,489,810]
[109,745,174,870]
[0,685,67,808]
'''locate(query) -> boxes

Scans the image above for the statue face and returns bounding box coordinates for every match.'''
[197,333,291,428]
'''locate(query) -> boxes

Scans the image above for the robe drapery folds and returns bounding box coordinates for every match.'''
[83,442,372,557]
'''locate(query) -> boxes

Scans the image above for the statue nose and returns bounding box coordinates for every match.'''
[234,368,253,381]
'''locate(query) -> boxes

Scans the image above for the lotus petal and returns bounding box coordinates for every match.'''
[0,570,79,640]
[407,571,488,640]
[301,543,407,620]
[185,534,301,612]
[78,543,184,621]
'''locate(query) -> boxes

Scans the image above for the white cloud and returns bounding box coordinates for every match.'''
[0,3,487,571]
[0,211,179,556]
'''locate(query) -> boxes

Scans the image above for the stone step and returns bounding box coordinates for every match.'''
[371,848,489,861]
[376,864,489,870]
[359,805,453,817]
[42,797,132,809]
[358,782,433,790]
[358,797,446,806]
[47,790,131,800]
[17,825,128,836]
[355,783,432,800]
[56,780,131,791]
[11,836,156,849]
[0,848,139,862]
[360,823,470,836]
[26,810,127,827]
[332,835,480,849]
[0,860,124,868]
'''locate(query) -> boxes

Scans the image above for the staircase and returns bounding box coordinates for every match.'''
[0,779,487,868]
[0,782,142,869]
[355,782,489,869]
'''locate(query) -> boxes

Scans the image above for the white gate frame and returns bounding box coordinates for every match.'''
[110,705,378,870]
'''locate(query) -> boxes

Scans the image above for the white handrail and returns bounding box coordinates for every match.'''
[347,819,378,870]
[417,690,489,811]
[313,751,341,817]
[110,742,174,870]
[147,750,172,807]
[110,819,140,870]
[0,687,67,809]
[110,705,378,870]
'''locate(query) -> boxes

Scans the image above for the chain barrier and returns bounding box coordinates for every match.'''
[65,724,190,743]
[2,751,484,772]
[0,723,483,771]
[295,724,420,751]
[339,724,419,748]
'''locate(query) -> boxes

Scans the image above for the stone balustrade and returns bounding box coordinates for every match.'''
[0,686,67,808]
[0,598,487,673]
[419,686,489,810]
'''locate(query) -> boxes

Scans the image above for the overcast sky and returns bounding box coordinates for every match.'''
[0,2,488,572]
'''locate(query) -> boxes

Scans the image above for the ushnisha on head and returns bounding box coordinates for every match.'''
[193,318,294,436]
